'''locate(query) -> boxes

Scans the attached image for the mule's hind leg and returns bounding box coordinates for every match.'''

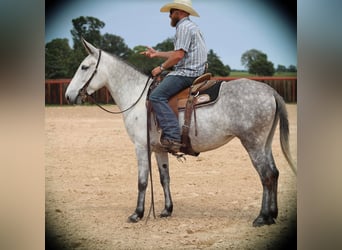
[267,152,279,219]
[155,152,173,217]
[243,141,279,227]
[252,150,279,227]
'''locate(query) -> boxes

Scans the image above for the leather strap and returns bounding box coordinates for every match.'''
[180,89,199,156]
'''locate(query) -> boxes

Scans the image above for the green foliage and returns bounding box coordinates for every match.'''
[230,70,296,77]
[45,38,73,78]
[100,33,132,60]
[46,16,294,79]
[126,40,174,75]
[155,38,174,51]
[276,64,287,72]
[249,56,275,76]
[274,72,297,76]
[287,64,297,72]
[277,64,297,73]
[70,16,105,68]
[71,16,104,49]
[241,49,275,76]
[229,70,253,77]
[127,45,160,75]
[241,49,261,68]
[207,49,230,76]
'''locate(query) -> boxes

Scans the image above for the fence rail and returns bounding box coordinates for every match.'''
[45,79,113,105]
[213,76,297,103]
[45,76,297,105]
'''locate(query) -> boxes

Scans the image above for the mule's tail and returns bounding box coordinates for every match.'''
[274,93,297,175]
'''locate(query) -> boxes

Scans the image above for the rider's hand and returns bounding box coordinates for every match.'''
[140,46,157,58]
[151,66,162,77]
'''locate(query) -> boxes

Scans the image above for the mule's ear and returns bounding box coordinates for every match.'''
[82,38,98,55]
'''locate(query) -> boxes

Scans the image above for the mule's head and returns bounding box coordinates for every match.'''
[65,39,106,104]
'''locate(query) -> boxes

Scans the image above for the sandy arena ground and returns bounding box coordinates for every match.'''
[45,104,297,249]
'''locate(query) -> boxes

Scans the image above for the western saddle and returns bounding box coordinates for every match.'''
[148,72,222,156]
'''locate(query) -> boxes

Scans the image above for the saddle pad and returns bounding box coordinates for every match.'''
[169,80,222,112]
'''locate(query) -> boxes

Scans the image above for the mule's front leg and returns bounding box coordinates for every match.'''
[128,145,150,223]
[155,152,173,217]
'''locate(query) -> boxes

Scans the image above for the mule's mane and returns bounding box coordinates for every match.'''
[105,50,148,77]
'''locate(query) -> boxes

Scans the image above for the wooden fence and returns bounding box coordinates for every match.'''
[45,76,297,105]
[213,76,297,103]
[45,79,113,105]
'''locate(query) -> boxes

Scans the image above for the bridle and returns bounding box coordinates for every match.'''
[78,49,157,222]
[78,49,151,114]
[79,50,102,102]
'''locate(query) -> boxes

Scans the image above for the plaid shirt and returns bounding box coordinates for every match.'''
[169,17,207,77]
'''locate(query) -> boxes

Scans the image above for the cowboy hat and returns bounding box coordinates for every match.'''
[160,0,200,17]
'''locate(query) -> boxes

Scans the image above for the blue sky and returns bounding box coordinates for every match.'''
[45,0,297,70]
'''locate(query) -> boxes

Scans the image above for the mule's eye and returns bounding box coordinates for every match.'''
[81,65,89,70]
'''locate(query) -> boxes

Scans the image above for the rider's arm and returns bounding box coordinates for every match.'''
[160,50,184,69]
[151,49,184,77]
[141,46,183,61]
[141,46,185,76]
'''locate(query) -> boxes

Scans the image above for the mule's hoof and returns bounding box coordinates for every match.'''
[252,215,276,227]
[160,209,172,218]
[127,213,142,223]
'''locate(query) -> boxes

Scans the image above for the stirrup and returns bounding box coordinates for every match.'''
[171,152,186,162]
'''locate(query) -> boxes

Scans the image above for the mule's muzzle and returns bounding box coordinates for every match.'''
[78,89,88,103]
[65,94,73,104]
[65,91,85,105]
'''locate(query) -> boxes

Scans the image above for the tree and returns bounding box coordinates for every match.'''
[241,49,263,69]
[127,45,157,75]
[71,16,105,50]
[207,49,230,76]
[241,49,275,76]
[70,16,105,68]
[276,64,287,73]
[100,33,132,60]
[249,57,275,76]
[287,64,297,72]
[127,39,232,76]
[49,16,289,80]
[45,38,73,78]
[128,38,173,75]
[155,37,174,51]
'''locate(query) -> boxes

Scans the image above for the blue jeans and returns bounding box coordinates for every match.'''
[149,75,196,142]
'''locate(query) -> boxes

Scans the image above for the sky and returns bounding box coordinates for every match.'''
[45,0,297,70]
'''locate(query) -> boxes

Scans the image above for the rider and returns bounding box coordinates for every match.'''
[141,0,207,153]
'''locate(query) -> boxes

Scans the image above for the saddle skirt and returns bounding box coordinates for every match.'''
[148,72,223,156]
[168,75,222,116]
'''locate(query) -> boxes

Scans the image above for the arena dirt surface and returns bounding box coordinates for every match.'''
[45,104,297,249]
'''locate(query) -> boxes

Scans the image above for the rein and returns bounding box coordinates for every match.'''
[79,50,102,102]
[79,50,156,221]
[86,76,151,114]
[79,49,152,114]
